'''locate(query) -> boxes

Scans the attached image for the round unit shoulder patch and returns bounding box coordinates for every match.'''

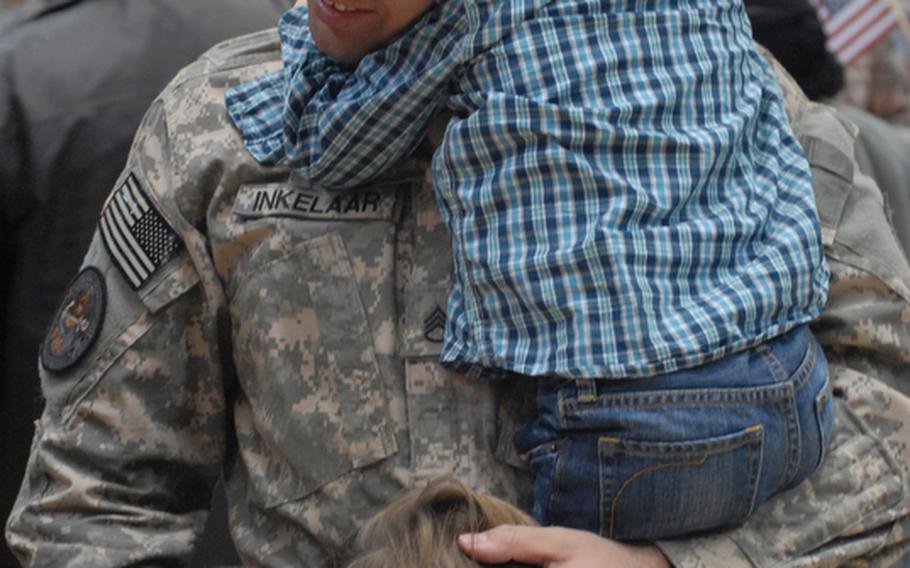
[41,267,107,372]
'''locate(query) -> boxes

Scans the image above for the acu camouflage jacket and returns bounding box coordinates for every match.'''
[5,31,910,567]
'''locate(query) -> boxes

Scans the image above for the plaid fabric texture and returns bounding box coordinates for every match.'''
[227,0,829,379]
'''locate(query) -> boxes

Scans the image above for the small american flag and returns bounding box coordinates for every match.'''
[100,173,181,289]
[811,0,901,66]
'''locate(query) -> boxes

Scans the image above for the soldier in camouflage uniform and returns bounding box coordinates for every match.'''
[4,30,909,567]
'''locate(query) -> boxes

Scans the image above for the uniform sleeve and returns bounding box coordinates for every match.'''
[4,102,228,567]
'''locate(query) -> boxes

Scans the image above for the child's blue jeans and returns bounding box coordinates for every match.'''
[514,324,834,541]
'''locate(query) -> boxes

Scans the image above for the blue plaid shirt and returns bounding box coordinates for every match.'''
[227,0,829,379]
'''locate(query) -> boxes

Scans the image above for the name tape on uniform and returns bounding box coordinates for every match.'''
[99,173,182,290]
[233,183,399,221]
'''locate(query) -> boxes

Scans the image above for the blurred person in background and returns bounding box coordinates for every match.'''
[0,0,289,565]
[747,0,910,260]
[0,0,26,30]
[838,0,910,128]
[745,0,846,101]
[0,0,26,10]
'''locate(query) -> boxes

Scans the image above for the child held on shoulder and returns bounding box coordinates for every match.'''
[228,0,834,540]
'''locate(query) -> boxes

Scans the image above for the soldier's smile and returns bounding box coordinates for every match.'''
[303,0,434,65]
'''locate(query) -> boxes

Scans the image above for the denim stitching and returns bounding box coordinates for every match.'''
[780,338,819,486]
[608,456,709,539]
[599,439,613,538]
[599,427,763,539]
[563,383,793,414]
[781,393,802,488]
[791,339,817,393]
[543,328,824,536]
[563,335,819,417]
[758,342,787,383]
[550,439,564,530]
[576,379,597,402]
[744,426,764,520]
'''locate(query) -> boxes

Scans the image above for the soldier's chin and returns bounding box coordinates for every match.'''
[313,40,372,66]
[308,14,376,66]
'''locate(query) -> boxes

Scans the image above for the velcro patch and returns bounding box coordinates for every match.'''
[232,183,399,221]
[99,173,182,289]
[41,267,106,372]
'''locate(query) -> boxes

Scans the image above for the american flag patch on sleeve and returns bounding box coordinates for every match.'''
[99,173,182,290]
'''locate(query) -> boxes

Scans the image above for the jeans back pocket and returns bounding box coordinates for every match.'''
[596,425,764,541]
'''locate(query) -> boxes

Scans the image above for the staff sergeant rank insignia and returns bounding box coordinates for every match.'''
[99,173,182,289]
[41,267,106,372]
[423,305,447,344]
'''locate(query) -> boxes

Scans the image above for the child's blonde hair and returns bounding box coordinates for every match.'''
[344,477,536,568]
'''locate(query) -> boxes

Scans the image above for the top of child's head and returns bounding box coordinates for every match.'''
[341,476,538,568]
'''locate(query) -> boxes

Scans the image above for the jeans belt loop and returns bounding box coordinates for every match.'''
[576,379,597,402]
[757,342,787,383]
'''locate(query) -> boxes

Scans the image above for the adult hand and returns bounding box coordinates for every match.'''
[458,525,670,568]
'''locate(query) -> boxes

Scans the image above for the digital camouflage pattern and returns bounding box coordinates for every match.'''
[5,31,910,567]
[5,30,532,567]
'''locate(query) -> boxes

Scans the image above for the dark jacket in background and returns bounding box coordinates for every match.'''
[0,1,288,564]
[744,0,845,101]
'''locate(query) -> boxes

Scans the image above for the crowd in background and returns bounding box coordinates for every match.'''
[2,0,910,565]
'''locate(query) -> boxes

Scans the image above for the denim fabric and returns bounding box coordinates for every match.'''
[514,324,834,541]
